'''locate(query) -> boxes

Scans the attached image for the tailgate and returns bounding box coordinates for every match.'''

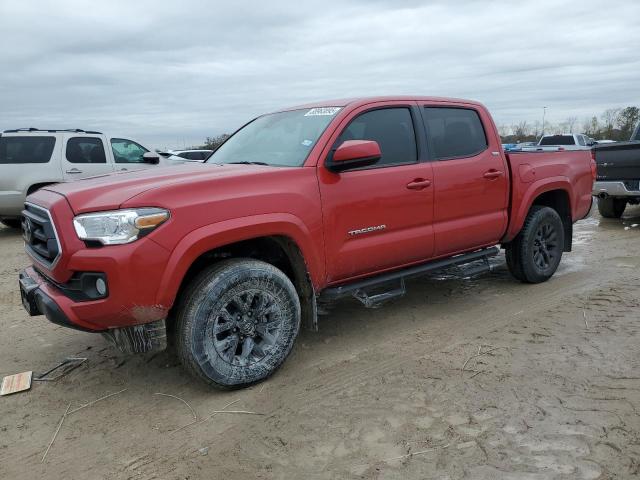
[594,142,640,181]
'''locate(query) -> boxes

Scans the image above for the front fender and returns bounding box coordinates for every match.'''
[503,176,572,242]
[154,213,325,308]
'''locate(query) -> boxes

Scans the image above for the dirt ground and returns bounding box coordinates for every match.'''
[1,204,640,479]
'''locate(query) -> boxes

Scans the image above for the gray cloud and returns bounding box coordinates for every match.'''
[1,0,639,148]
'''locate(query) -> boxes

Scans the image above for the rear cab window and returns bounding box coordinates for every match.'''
[0,136,56,164]
[539,135,576,146]
[422,107,488,160]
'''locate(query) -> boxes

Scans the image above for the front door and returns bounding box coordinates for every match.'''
[318,104,435,283]
[110,138,155,172]
[421,105,509,256]
[61,135,114,180]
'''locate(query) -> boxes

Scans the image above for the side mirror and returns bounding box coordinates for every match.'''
[326,140,382,172]
[142,152,160,165]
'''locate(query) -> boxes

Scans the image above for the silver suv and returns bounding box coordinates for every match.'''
[0,128,183,228]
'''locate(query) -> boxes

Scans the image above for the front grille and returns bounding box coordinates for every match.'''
[22,203,61,267]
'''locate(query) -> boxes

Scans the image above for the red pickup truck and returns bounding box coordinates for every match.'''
[19,97,594,388]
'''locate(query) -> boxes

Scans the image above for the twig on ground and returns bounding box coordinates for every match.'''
[41,403,71,463]
[172,399,240,434]
[154,393,197,421]
[259,383,266,393]
[206,410,264,416]
[67,388,127,415]
[461,346,499,373]
[583,309,589,329]
[383,443,450,462]
[470,370,485,379]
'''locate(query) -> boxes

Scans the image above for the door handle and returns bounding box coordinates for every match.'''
[65,168,83,174]
[483,170,503,179]
[406,178,432,190]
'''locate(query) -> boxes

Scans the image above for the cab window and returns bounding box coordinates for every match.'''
[111,138,149,164]
[334,108,417,167]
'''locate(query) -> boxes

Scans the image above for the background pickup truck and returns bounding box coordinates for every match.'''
[0,128,184,228]
[19,96,595,388]
[592,122,640,217]
[520,133,596,152]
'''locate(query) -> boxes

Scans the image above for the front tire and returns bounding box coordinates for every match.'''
[506,206,564,284]
[175,259,301,389]
[597,197,626,218]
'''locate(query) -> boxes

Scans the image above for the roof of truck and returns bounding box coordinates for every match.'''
[284,96,484,111]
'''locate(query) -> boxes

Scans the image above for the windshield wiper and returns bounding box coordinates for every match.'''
[227,161,269,166]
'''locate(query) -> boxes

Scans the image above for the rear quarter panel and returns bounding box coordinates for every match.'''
[503,150,593,242]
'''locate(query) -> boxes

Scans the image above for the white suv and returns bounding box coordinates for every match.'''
[0,128,184,228]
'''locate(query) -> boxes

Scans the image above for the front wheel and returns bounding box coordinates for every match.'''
[597,197,626,218]
[175,259,301,389]
[506,206,564,284]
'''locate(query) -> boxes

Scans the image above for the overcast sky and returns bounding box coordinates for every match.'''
[1,0,639,149]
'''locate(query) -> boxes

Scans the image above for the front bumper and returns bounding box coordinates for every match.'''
[593,181,640,198]
[20,266,167,353]
[19,267,95,332]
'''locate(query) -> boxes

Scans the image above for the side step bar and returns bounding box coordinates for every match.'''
[320,247,499,307]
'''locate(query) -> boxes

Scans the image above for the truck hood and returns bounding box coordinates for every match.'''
[44,163,280,214]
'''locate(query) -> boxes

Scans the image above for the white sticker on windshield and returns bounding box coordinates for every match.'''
[304,107,342,116]
[301,139,313,146]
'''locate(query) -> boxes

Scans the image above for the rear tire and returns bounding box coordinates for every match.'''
[175,258,300,389]
[597,197,626,218]
[506,206,564,284]
[0,218,22,229]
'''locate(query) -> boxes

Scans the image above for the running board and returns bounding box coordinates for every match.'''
[320,247,499,307]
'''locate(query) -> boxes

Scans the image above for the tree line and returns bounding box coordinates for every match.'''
[499,106,639,144]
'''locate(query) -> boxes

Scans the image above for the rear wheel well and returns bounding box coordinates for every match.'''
[169,236,316,332]
[27,183,55,195]
[531,189,572,251]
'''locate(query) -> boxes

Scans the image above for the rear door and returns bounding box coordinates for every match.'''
[421,105,509,256]
[318,102,435,283]
[61,135,115,180]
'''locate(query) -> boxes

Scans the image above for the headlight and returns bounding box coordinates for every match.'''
[73,208,169,245]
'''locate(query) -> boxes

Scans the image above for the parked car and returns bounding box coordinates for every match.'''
[164,149,213,162]
[592,122,640,217]
[0,129,185,228]
[19,96,595,388]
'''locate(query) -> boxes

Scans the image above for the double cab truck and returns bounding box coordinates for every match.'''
[592,123,640,218]
[19,97,595,388]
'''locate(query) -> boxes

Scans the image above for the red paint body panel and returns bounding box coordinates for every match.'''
[24,96,594,331]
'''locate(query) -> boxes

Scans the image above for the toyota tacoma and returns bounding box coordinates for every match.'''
[19,97,595,388]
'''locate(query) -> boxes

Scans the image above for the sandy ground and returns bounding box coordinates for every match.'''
[1,204,640,479]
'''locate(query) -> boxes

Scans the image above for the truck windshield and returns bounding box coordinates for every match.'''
[207,107,341,167]
[539,135,575,146]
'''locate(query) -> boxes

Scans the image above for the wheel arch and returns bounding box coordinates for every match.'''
[159,215,323,331]
[504,178,573,251]
[27,182,57,195]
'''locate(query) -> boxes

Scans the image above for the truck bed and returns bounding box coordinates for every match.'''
[503,149,594,242]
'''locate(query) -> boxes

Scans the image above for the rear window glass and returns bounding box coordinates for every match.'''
[0,136,56,164]
[66,137,106,164]
[423,107,488,160]
[539,135,576,146]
